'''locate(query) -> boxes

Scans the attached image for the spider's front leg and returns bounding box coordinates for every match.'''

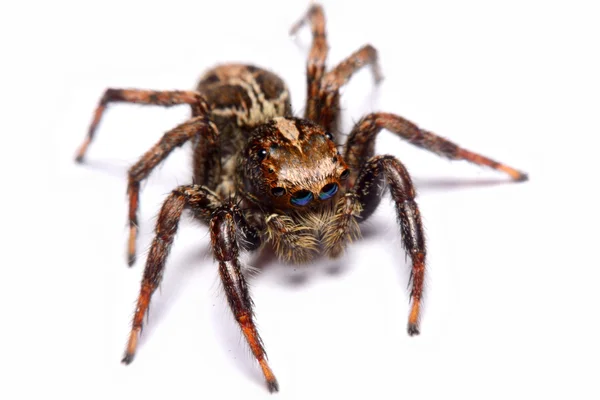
[123,184,277,392]
[325,156,426,335]
[211,206,279,392]
[361,156,426,335]
[122,185,221,364]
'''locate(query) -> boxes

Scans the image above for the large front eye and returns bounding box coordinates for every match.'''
[319,183,338,200]
[257,149,267,161]
[290,190,313,206]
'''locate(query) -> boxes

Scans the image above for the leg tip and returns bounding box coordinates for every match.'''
[266,378,280,393]
[259,359,279,393]
[514,171,529,182]
[121,353,135,365]
[74,154,85,164]
[127,253,136,267]
[407,323,420,336]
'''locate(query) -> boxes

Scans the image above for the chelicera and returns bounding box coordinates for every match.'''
[75,4,527,393]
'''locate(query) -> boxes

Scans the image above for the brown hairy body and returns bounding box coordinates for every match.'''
[75,4,527,393]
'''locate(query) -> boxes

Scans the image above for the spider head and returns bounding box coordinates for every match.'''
[240,117,350,210]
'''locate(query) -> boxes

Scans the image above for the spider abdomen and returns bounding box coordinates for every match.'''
[193,64,293,196]
[196,64,292,128]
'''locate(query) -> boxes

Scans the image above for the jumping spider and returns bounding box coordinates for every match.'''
[75,4,527,393]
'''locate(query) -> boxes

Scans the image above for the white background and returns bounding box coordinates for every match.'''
[1,0,599,399]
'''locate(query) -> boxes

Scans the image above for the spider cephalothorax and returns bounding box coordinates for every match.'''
[75,4,527,393]
[239,117,349,211]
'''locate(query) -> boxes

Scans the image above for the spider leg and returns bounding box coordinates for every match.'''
[326,155,426,335]
[122,185,221,364]
[125,115,220,265]
[75,89,209,161]
[344,112,528,183]
[211,206,278,392]
[123,185,273,389]
[324,45,383,89]
[317,45,382,133]
[290,4,328,126]
[362,156,426,335]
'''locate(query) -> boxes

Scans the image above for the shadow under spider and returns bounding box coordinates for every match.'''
[247,245,316,286]
[414,176,517,193]
[243,216,387,285]
[79,158,129,179]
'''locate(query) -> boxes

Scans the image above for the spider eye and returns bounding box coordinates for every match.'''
[325,132,333,140]
[257,149,267,160]
[319,183,338,200]
[340,169,350,180]
[271,187,285,197]
[290,190,313,206]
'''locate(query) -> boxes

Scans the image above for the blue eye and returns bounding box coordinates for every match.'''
[290,190,313,206]
[319,183,338,200]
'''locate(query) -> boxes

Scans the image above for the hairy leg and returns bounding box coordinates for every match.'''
[345,112,528,184]
[122,185,221,364]
[317,45,383,133]
[125,116,220,265]
[290,4,328,125]
[211,205,277,392]
[75,89,209,161]
[123,185,273,389]
[325,155,426,335]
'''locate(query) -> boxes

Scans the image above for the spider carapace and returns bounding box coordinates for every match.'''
[75,4,527,393]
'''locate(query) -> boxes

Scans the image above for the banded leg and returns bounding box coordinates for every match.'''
[75,89,209,161]
[290,4,328,125]
[210,206,277,392]
[126,115,220,265]
[317,45,383,133]
[122,185,222,364]
[344,112,528,184]
[325,155,426,335]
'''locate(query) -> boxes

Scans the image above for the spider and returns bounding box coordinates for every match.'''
[75,4,527,393]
